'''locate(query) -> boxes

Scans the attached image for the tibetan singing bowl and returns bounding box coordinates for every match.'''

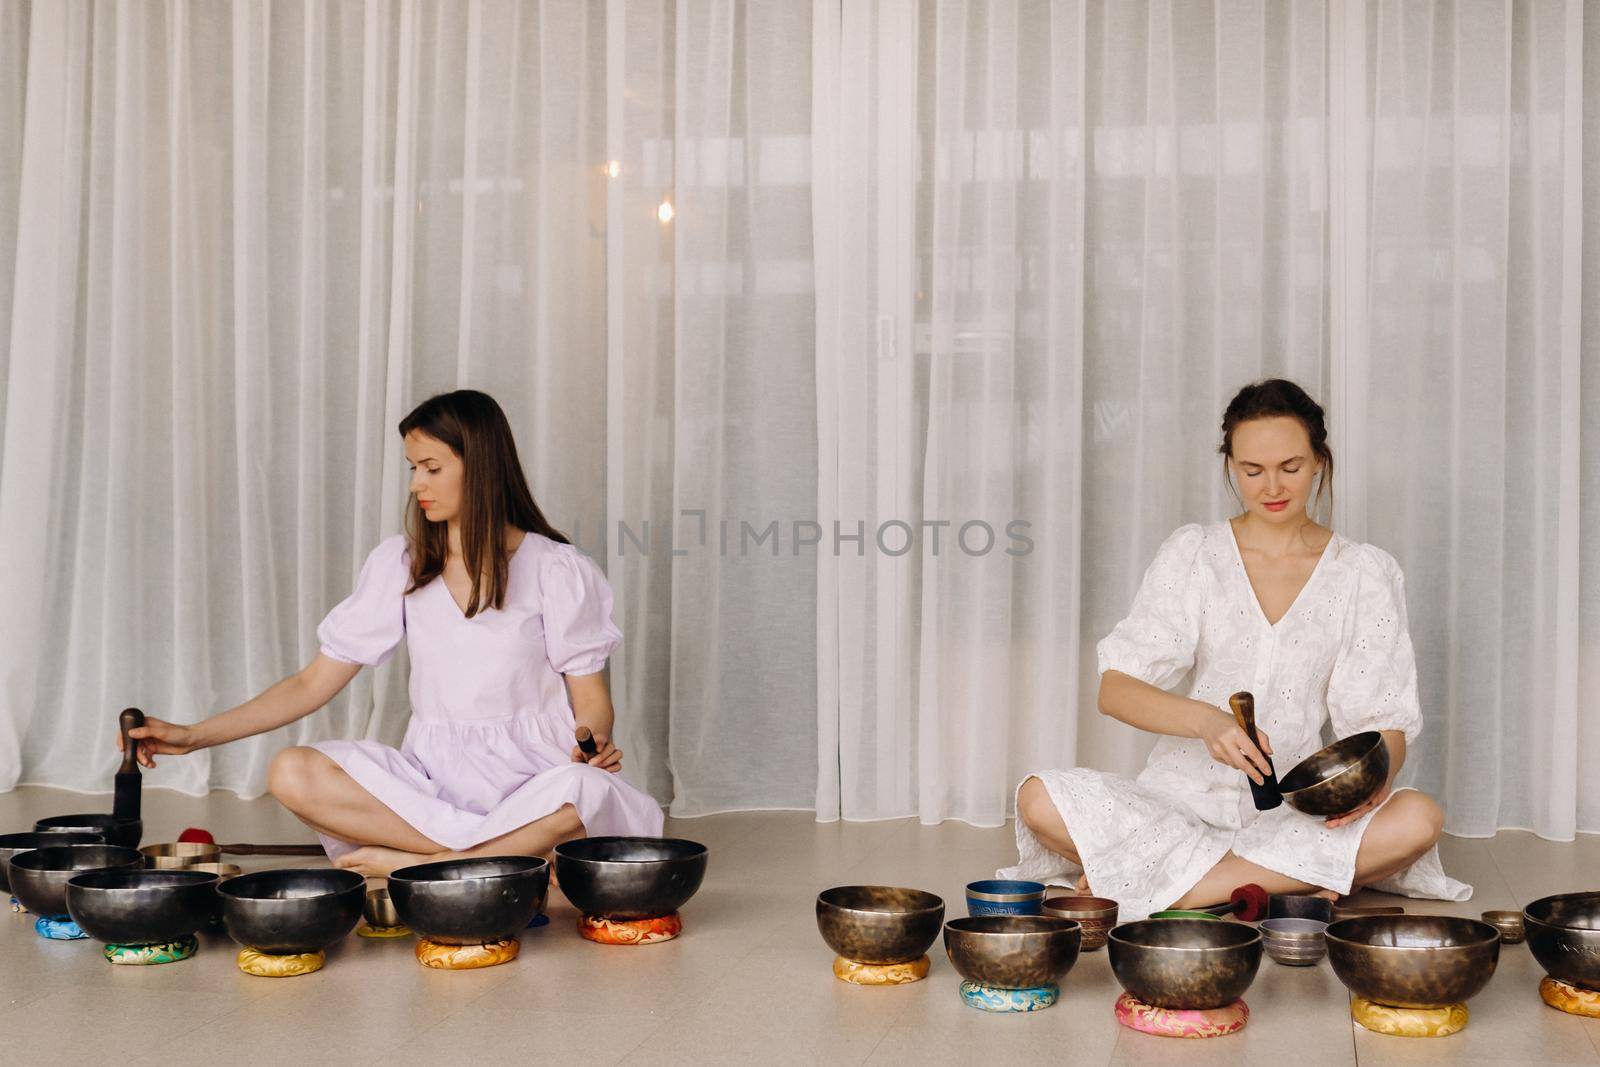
[1108,918,1263,1010]
[140,842,224,869]
[943,915,1082,989]
[66,869,219,945]
[1269,893,1335,924]
[388,856,548,945]
[34,814,142,850]
[0,832,102,894]
[8,844,144,918]
[816,885,945,965]
[1524,892,1600,990]
[1041,895,1117,951]
[219,868,364,955]
[554,837,708,920]
[363,886,401,928]
[1278,732,1389,817]
[1325,915,1500,1008]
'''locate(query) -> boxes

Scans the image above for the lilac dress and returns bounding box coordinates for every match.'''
[308,532,664,860]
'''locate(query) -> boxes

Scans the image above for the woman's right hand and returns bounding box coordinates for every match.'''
[119,717,200,768]
[1195,706,1273,785]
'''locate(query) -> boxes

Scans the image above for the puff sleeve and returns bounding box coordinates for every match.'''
[316,534,409,667]
[1325,545,1423,745]
[1096,523,1207,691]
[540,542,623,676]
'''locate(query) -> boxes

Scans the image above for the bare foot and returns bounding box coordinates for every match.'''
[334,845,435,878]
[1075,873,1094,896]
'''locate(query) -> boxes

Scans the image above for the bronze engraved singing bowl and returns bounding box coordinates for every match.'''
[554,837,707,920]
[34,814,143,851]
[1041,895,1117,951]
[943,916,1082,989]
[0,832,103,894]
[816,886,945,965]
[1278,732,1389,816]
[218,868,365,955]
[8,845,145,918]
[388,856,548,945]
[65,869,219,945]
[1524,892,1600,990]
[1269,893,1335,924]
[1107,919,1263,1010]
[1325,915,1500,1008]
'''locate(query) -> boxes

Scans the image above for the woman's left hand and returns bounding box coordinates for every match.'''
[1324,782,1392,828]
[572,734,623,773]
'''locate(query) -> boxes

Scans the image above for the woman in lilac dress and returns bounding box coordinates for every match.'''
[124,390,663,876]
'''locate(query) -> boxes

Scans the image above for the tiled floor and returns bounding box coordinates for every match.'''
[1,785,1598,1066]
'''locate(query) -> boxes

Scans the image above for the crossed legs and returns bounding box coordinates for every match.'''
[267,746,586,878]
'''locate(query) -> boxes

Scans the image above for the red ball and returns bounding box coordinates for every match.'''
[177,827,215,845]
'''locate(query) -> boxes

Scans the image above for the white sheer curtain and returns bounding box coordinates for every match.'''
[0,0,816,812]
[1351,0,1595,839]
[815,0,1329,824]
[3,1,1598,841]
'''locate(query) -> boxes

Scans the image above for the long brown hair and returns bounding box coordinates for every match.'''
[1218,378,1335,525]
[398,390,568,617]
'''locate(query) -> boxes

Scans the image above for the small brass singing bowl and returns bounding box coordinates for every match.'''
[1481,910,1525,944]
[363,886,402,929]
[140,842,223,869]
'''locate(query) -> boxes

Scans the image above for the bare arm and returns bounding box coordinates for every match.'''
[1098,669,1274,783]
[122,654,362,767]
[566,670,622,772]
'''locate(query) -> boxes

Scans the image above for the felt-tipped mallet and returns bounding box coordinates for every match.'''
[1198,882,1270,923]
[575,726,599,759]
[176,828,324,857]
[1228,691,1282,811]
[113,708,145,823]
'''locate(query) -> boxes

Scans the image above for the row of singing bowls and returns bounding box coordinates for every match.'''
[1325,915,1500,1008]
[554,837,707,920]
[9,845,144,917]
[389,857,548,944]
[218,869,365,954]
[0,832,103,893]
[817,886,945,964]
[34,814,143,850]
[1279,732,1389,816]
[1524,892,1600,990]
[944,916,1082,988]
[66,870,219,944]
[1108,919,1263,1010]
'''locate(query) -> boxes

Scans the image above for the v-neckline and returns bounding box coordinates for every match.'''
[1225,519,1335,629]
[440,533,530,619]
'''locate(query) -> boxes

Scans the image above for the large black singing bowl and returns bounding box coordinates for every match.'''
[817,886,946,965]
[1279,732,1390,817]
[8,845,144,918]
[1108,919,1263,1010]
[0,832,103,894]
[389,857,549,945]
[218,868,365,955]
[944,915,1082,990]
[1524,892,1600,991]
[34,814,142,850]
[66,870,220,945]
[554,837,708,920]
[1325,915,1501,1008]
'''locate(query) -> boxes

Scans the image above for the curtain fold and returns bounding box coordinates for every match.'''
[1,0,1596,840]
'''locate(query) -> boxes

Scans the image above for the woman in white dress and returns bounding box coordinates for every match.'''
[1003,379,1469,920]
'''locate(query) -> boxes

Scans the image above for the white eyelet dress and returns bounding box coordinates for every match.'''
[998,522,1470,920]
[307,532,664,861]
